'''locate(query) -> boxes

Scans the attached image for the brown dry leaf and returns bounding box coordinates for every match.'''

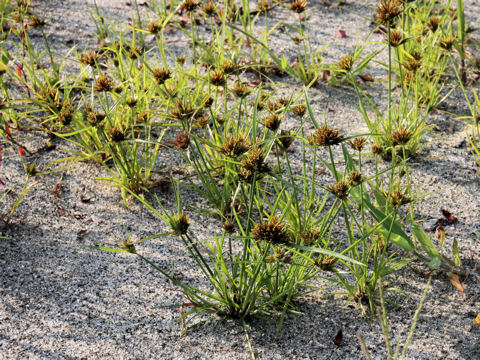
[474,313,480,326]
[358,74,374,83]
[449,272,465,297]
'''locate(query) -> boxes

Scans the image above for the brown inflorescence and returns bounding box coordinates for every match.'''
[153,68,171,85]
[94,75,112,92]
[220,135,252,158]
[376,0,403,27]
[309,125,344,146]
[290,0,308,14]
[252,217,290,245]
[327,180,350,200]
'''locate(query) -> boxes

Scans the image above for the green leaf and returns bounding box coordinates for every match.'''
[412,223,440,259]
[380,257,414,277]
[353,192,414,252]
[453,238,461,267]
[289,244,365,267]
[428,257,441,269]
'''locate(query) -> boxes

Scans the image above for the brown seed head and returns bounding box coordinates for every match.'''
[410,50,422,61]
[182,0,199,12]
[153,68,171,85]
[114,84,124,93]
[173,132,190,149]
[170,100,194,121]
[371,143,384,156]
[376,0,403,26]
[290,0,308,13]
[128,47,143,59]
[388,190,412,208]
[108,127,125,142]
[338,55,354,72]
[309,125,344,146]
[291,103,306,117]
[176,56,186,65]
[223,220,235,233]
[327,180,350,200]
[171,211,190,235]
[147,21,162,34]
[203,1,216,16]
[232,82,251,98]
[28,16,46,28]
[126,97,138,108]
[267,100,282,112]
[277,130,295,150]
[220,135,252,158]
[58,105,74,126]
[386,29,407,47]
[428,16,441,32]
[252,217,290,244]
[221,60,237,75]
[94,75,112,92]
[136,111,149,124]
[87,110,106,126]
[292,36,305,45]
[439,36,455,51]
[122,240,136,254]
[195,115,210,128]
[314,256,337,271]
[239,146,270,182]
[404,59,421,72]
[278,97,290,106]
[79,51,100,66]
[348,137,367,151]
[391,128,412,146]
[348,170,364,187]
[298,228,321,246]
[210,70,226,86]
[263,113,282,132]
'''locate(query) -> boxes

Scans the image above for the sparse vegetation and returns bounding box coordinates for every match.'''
[1,0,478,358]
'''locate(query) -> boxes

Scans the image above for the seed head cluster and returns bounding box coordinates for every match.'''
[252,217,290,245]
[290,0,308,14]
[309,125,344,146]
[220,135,252,158]
[376,0,403,26]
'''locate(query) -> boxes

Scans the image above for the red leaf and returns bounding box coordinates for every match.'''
[18,146,26,156]
[0,178,4,185]
[336,29,346,38]
[334,326,343,346]
[16,64,22,77]
[441,209,457,223]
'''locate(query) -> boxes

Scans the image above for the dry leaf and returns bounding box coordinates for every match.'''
[336,29,346,38]
[449,272,465,297]
[358,74,374,83]
[474,313,480,326]
[334,326,343,346]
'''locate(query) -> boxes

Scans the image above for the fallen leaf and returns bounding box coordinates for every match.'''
[449,272,465,297]
[441,209,458,223]
[336,29,346,38]
[334,326,343,346]
[434,224,444,240]
[474,313,480,326]
[358,74,374,83]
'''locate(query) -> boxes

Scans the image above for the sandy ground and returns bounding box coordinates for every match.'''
[1,0,480,359]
